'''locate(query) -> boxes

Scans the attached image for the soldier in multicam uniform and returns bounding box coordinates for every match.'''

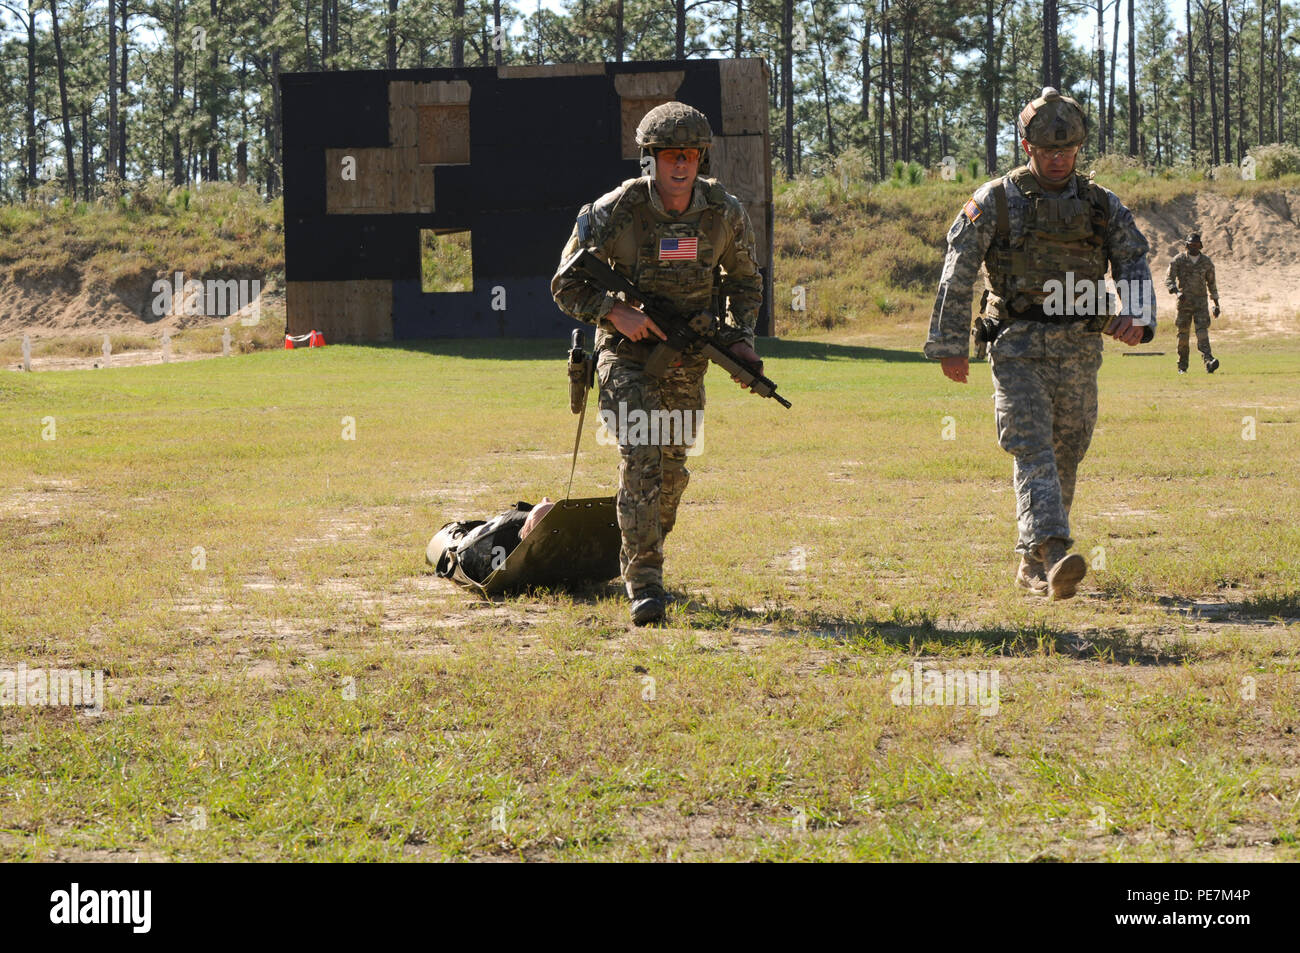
[551,102,764,624]
[1166,232,1221,374]
[925,88,1156,599]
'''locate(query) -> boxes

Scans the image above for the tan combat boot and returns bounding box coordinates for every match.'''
[1015,553,1048,594]
[1037,539,1087,600]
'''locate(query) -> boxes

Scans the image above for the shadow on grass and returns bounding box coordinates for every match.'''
[369,338,930,365]
[468,582,1200,664]
[1154,591,1300,624]
[660,597,1197,665]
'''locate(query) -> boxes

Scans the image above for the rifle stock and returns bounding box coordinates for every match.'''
[560,249,791,409]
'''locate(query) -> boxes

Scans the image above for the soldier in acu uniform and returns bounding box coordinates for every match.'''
[925,88,1156,599]
[1166,232,1221,374]
[551,102,764,624]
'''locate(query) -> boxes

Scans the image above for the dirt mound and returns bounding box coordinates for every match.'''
[1133,189,1300,336]
[0,274,284,341]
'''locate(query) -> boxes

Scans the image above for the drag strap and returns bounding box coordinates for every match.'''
[565,375,589,502]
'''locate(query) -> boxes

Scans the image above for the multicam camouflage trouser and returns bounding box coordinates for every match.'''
[1175,298,1214,368]
[990,324,1103,556]
[596,346,707,597]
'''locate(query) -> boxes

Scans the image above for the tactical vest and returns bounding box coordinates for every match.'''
[984,166,1110,316]
[602,177,733,318]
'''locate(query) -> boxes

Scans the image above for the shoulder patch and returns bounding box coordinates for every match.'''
[963,198,983,224]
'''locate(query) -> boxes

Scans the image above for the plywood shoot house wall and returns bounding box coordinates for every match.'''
[280,59,774,343]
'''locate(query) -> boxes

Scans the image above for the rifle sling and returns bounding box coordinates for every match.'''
[565,368,590,503]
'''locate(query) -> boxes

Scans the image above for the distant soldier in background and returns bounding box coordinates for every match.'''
[1165,232,1221,374]
[925,87,1155,599]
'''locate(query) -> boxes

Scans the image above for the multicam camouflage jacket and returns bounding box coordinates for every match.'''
[551,174,763,352]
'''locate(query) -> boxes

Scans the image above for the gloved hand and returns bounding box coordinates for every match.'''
[1213,303,1221,318]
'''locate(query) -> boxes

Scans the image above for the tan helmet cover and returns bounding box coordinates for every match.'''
[635,101,713,175]
[1018,87,1088,148]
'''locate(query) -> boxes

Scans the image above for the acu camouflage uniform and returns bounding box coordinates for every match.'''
[1165,251,1219,368]
[551,174,762,597]
[926,166,1155,556]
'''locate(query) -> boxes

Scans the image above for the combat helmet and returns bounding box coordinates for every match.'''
[636,101,713,175]
[1018,87,1089,149]
[1185,232,1203,247]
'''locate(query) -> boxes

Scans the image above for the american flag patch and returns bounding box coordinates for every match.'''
[963,199,982,224]
[659,237,699,260]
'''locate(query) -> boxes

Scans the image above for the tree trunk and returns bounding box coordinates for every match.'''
[238,50,248,184]
[735,0,743,56]
[1205,4,1220,165]
[1276,0,1283,142]
[675,0,685,58]
[331,0,338,62]
[782,0,794,177]
[49,0,78,199]
[453,0,465,67]
[984,0,997,175]
[1258,0,1266,142]
[1274,0,1284,141]
[1187,0,1196,157]
[813,2,835,155]
[877,2,886,173]
[1108,0,1119,152]
[108,0,118,177]
[1236,11,1245,160]
[1222,0,1230,162]
[901,10,912,163]
[1127,0,1137,155]
[1042,0,1059,87]
[269,5,283,196]
[171,0,184,185]
[884,0,898,164]
[119,0,128,179]
[387,0,398,69]
[614,0,624,62]
[1009,12,1020,166]
[209,0,219,183]
[1095,0,1105,150]
[80,111,91,192]
[1154,78,1162,163]
[861,7,871,124]
[494,0,502,66]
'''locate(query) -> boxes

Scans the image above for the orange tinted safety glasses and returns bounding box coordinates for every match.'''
[657,149,701,163]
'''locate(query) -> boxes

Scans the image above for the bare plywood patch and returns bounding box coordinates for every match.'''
[286,280,392,342]
[613,71,685,100]
[419,105,471,165]
[719,59,768,136]
[325,148,394,214]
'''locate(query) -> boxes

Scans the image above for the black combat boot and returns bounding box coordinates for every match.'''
[630,586,666,625]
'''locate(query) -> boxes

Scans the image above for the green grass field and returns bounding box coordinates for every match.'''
[1,332,1297,860]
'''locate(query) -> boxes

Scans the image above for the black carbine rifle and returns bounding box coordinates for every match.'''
[559,248,791,409]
